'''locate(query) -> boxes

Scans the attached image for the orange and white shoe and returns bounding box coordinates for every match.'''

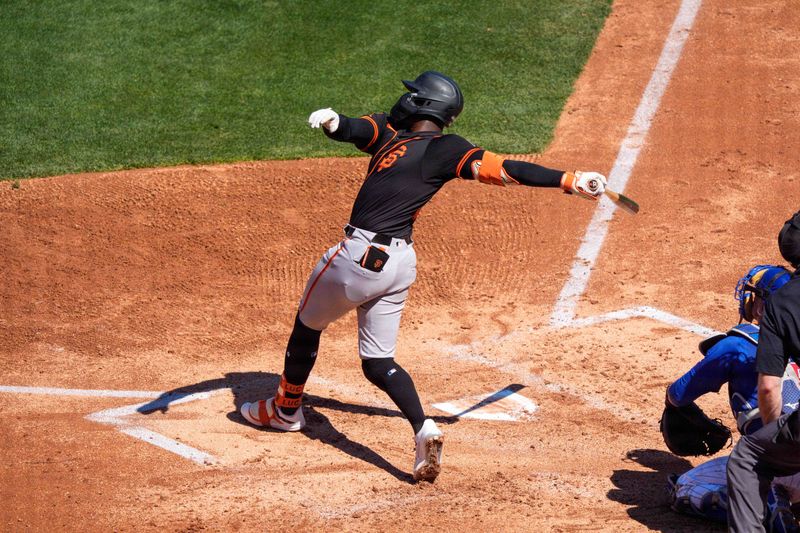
[413,419,444,482]
[240,397,305,432]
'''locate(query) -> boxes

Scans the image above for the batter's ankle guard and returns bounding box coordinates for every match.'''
[275,374,305,410]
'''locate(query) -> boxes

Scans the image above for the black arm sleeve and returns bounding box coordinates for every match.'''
[502,160,564,188]
[324,114,381,152]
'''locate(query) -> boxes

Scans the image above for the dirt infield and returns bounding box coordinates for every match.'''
[2,0,799,531]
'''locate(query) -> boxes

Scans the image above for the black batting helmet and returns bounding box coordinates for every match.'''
[389,71,464,128]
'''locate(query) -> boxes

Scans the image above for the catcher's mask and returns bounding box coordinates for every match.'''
[735,264,791,322]
[779,209,800,268]
[389,70,464,129]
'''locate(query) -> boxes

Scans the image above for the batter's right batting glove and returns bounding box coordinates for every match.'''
[308,108,340,132]
[561,171,607,200]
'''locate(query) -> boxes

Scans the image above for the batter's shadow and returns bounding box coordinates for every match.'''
[136,371,458,484]
[608,448,724,532]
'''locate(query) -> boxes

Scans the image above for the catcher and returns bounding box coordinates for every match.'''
[660,264,800,530]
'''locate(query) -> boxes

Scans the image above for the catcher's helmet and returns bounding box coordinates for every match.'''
[735,264,791,322]
[779,210,800,268]
[389,71,464,128]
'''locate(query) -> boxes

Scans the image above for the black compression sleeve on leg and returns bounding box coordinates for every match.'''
[362,358,426,434]
[280,315,322,414]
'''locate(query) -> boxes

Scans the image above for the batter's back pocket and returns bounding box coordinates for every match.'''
[358,245,389,273]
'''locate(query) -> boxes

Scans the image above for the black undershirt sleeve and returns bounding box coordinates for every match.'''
[502,160,564,188]
[324,114,379,152]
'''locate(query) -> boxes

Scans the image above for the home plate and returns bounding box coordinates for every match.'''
[432,385,538,421]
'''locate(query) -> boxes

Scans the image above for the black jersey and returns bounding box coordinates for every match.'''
[325,112,564,238]
[328,113,480,238]
[755,272,800,377]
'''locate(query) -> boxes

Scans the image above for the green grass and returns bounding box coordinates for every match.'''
[0,0,611,180]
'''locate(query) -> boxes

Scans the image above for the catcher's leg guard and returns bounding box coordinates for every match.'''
[669,457,730,523]
[362,358,426,434]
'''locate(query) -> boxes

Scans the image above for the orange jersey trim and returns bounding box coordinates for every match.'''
[456,147,481,179]
[359,115,380,151]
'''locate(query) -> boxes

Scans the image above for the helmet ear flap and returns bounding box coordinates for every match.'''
[389,92,421,128]
[742,294,754,323]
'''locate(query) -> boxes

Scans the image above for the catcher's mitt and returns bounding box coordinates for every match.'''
[660,401,732,456]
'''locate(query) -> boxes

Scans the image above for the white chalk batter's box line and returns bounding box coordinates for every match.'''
[0,382,540,465]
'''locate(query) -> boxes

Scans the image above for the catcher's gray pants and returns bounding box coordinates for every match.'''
[727,409,800,532]
[297,225,416,359]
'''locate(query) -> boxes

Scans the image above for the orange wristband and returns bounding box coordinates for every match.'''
[560,171,577,193]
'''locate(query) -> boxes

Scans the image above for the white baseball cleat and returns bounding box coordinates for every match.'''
[413,419,444,482]
[240,397,305,432]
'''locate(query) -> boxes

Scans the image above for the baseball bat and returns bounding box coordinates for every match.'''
[604,189,639,215]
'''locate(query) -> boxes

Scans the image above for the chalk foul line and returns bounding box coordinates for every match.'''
[551,0,703,327]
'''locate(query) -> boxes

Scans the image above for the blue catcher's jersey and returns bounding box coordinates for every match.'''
[667,324,800,435]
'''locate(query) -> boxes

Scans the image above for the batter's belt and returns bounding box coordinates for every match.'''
[344,224,412,246]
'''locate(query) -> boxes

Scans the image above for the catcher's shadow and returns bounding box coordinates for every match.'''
[608,448,724,532]
[136,371,458,484]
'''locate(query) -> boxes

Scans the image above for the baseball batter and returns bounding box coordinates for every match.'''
[240,71,608,482]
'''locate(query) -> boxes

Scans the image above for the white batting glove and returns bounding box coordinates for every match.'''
[308,108,340,133]
[560,170,607,200]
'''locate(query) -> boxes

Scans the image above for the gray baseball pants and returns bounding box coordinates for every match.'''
[727,409,800,532]
[297,225,417,359]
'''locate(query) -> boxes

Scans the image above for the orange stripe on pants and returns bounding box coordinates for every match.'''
[298,243,344,314]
